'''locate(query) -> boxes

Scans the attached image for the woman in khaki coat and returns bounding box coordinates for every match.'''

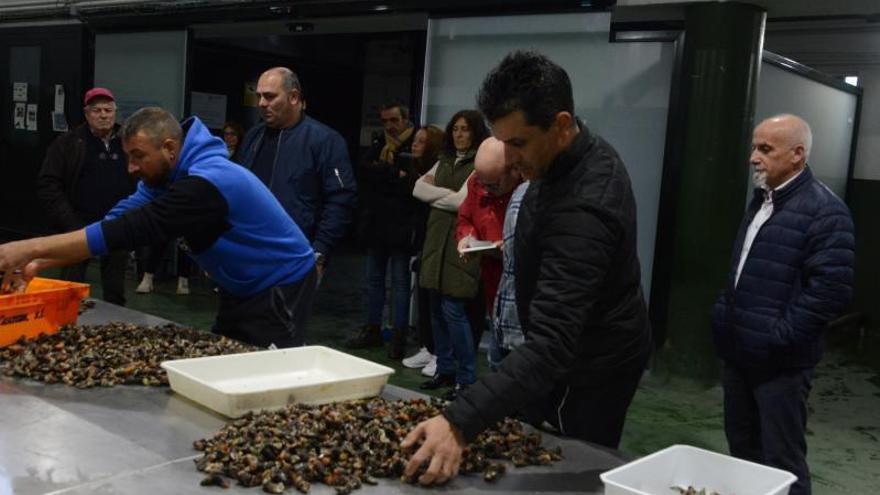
[412,109,489,399]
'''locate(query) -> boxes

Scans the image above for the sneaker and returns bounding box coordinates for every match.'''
[136,274,153,294]
[402,347,433,369]
[345,324,383,349]
[421,355,437,377]
[176,277,190,295]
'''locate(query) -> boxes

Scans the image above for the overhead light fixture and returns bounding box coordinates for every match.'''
[373,4,389,11]
[288,22,314,33]
[612,30,680,42]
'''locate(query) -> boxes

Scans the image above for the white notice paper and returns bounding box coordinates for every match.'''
[26,104,37,131]
[13,103,25,129]
[190,91,227,130]
[460,238,498,253]
[13,82,27,102]
[52,111,68,132]
[54,84,65,112]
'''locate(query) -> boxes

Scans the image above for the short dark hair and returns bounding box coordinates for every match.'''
[443,109,489,155]
[380,100,409,121]
[477,51,574,130]
[121,107,182,146]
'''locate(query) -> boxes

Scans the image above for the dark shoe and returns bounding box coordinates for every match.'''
[345,324,383,349]
[419,373,455,390]
[387,327,407,360]
[443,383,470,401]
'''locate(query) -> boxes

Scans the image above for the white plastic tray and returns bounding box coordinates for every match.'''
[160,346,395,417]
[600,444,797,495]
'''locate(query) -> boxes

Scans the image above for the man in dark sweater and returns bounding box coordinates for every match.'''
[401,51,651,485]
[37,88,134,305]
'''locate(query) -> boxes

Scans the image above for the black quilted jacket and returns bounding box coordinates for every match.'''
[712,167,855,372]
[444,123,651,441]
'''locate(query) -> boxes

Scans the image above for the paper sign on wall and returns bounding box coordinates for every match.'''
[52,112,68,132]
[13,82,27,102]
[26,104,38,131]
[190,91,227,130]
[13,103,25,129]
[54,84,65,112]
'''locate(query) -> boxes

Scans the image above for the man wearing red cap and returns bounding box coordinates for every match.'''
[36,87,135,305]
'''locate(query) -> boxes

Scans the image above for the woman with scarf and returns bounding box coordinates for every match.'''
[413,109,489,400]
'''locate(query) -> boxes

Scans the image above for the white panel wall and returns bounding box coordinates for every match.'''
[422,13,675,297]
[95,31,188,120]
[755,61,858,197]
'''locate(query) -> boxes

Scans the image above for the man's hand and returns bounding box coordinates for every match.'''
[423,174,435,185]
[401,415,466,486]
[314,252,326,286]
[0,240,38,293]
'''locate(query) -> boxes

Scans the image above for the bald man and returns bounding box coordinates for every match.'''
[454,137,522,375]
[712,114,854,495]
[238,67,356,278]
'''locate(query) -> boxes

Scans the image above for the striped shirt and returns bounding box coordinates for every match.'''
[492,181,529,350]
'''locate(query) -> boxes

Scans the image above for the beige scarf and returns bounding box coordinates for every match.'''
[379,126,414,164]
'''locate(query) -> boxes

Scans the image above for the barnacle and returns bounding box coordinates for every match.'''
[0,323,254,387]
[193,398,563,492]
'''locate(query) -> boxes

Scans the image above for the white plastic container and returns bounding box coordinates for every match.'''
[161,346,395,417]
[600,444,797,495]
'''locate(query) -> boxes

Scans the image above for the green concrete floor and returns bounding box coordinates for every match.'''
[65,252,880,494]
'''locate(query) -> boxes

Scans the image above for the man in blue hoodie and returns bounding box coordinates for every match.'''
[0,107,317,348]
[238,67,357,277]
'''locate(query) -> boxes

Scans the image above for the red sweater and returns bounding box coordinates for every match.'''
[455,174,513,311]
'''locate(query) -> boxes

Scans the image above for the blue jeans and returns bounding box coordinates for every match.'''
[487,318,510,371]
[430,292,476,385]
[365,250,411,329]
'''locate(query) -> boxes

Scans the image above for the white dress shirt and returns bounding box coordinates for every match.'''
[734,170,803,287]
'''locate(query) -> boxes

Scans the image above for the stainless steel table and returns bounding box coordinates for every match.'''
[0,301,625,494]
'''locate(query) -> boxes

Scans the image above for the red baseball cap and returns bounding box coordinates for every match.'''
[84,87,115,106]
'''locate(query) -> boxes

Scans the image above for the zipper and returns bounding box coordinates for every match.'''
[333,168,344,189]
[556,385,571,436]
[268,128,284,189]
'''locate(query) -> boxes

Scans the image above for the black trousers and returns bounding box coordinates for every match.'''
[212,268,317,348]
[723,364,813,495]
[61,251,128,306]
[524,357,647,449]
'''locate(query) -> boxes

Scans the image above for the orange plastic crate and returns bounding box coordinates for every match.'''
[0,277,90,347]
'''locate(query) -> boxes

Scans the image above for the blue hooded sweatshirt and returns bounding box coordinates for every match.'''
[85,117,315,297]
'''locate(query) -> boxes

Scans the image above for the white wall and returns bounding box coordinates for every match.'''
[95,31,188,120]
[422,13,675,298]
[764,25,880,180]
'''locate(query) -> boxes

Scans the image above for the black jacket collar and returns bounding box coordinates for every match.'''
[545,120,593,182]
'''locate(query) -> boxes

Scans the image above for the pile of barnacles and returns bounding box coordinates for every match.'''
[194,397,563,493]
[0,323,254,388]
[671,486,723,495]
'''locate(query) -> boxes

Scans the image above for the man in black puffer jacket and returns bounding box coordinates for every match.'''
[401,51,651,486]
[712,114,854,495]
